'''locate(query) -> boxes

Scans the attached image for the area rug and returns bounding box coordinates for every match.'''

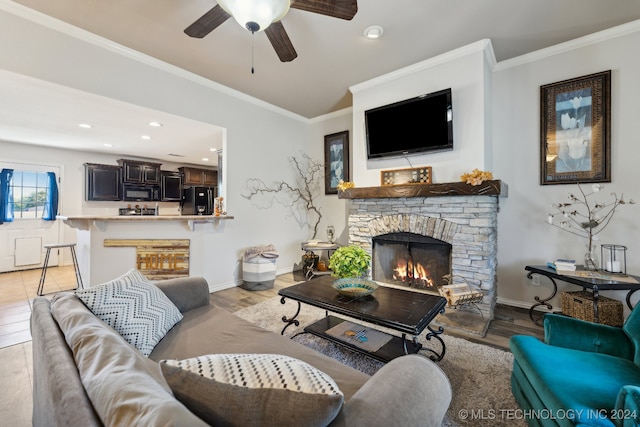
[234,297,526,427]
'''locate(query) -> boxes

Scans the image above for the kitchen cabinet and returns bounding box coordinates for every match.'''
[85,163,122,201]
[179,167,217,187]
[118,159,161,184]
[161,171,182,202]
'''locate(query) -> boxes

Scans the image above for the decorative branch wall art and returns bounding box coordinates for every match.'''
[243,153,323,239]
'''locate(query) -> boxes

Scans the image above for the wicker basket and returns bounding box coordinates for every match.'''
[560,291,623,327]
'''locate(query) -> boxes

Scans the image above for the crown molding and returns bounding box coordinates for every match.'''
[349,39,493,94]
[309,107,352,124]
[0,0,309,124]
[495,19,640,71]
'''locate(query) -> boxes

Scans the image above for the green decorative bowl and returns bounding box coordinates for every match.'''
[332,278,379,298]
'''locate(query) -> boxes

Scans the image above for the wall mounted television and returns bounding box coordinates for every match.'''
[365,88,453,160]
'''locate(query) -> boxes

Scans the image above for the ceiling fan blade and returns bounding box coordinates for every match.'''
[265,22,298,62]
[291,0,358,20]
[184,5,231,38]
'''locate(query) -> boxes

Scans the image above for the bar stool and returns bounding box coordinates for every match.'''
[37,243,84,296]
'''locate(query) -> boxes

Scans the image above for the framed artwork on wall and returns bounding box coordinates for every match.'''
[324,131,349,194]
[540,70,611,185]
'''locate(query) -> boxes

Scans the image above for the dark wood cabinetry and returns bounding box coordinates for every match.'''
[161,171,182,201]
[85,163,122,201]
[118,159,161,184]
[84,160,217,203]
[179,167,217,187]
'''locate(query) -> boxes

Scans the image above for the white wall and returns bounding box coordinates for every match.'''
[344,24,640,312]
[0,7,314,288]
[308,110,353,246]
[349,40,493,186]
[492,23,640,311]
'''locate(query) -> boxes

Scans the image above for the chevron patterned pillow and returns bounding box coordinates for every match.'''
[75,269,183,357]
[161,353,344,427]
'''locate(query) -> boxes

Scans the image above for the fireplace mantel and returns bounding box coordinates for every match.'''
[338,179,507,199]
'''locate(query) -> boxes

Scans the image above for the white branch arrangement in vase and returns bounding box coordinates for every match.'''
[547,183,634,270]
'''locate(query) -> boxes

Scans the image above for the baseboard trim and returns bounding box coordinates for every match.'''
[496,296,559,313]
[208,265,300,293]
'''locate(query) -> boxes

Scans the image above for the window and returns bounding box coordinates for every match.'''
[9,170,52,219]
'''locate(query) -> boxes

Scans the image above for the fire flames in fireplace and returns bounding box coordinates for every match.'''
[372,232,451,291]
[393,259,436,288]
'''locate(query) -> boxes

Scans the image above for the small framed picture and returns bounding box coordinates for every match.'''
[324,131,349,194]
[540,70,611,185]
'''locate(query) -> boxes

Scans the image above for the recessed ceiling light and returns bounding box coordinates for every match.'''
[78,123,92,129]
[148,121,163,127]
[209,148,218,152]
[103,143,113,147]
[363,25,384,39]
[141,135,151,140]
[202,157,209,162]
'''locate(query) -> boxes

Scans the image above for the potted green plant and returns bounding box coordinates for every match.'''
[328,245,371,278]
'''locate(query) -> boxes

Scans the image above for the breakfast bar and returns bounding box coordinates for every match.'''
[59,214,233,289]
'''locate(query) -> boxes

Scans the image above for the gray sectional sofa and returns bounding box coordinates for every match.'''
[31,275,452,426]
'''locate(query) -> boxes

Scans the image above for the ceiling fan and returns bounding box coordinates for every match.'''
[185,0,358,63]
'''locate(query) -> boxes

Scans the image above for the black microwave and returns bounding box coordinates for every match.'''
[122,184,160,202]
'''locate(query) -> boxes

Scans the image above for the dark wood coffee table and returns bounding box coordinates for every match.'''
[278,275,447,362]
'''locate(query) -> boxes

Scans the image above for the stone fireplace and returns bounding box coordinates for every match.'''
[340,180,507,336]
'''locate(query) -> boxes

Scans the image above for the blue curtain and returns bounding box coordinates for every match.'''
[0,168,14,224]
[43,172,58,221]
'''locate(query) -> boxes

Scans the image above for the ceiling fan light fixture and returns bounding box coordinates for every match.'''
[217,0,290,33]
[364,25,384,39]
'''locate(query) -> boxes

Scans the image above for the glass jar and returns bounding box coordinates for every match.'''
[326,225,335,243]
[584,244,599,271]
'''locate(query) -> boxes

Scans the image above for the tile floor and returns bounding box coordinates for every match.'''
[0,265,78,427]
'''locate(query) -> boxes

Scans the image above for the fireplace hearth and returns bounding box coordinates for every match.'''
[372,232,451,291]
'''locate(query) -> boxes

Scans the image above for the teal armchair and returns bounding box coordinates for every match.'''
[510,307,640,427]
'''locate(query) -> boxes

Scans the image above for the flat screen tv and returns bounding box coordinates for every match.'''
[365,88,453,159]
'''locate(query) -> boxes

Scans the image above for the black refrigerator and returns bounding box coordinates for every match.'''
[181,186,216,215]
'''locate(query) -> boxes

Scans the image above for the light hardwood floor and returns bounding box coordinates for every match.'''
[0,265,544,352]
[210,269,545,351]
[0,265,543,427]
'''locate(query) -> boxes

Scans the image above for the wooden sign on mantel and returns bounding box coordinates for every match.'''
[104,239,190,280]
[381,167,432,186]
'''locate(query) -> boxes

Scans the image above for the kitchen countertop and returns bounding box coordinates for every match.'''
[57,214,234,231]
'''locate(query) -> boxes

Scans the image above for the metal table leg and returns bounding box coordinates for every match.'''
[70,245,84,290]
[528,272,557,326]
[280,297,301,335]
[37,247,52,296]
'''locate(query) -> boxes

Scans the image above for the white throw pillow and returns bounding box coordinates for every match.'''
[75,268,183,357]
[161,353,344,427]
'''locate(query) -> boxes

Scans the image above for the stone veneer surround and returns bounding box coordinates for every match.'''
[348,195,500,322]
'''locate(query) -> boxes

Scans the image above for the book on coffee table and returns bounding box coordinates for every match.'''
[325,320,392,353]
